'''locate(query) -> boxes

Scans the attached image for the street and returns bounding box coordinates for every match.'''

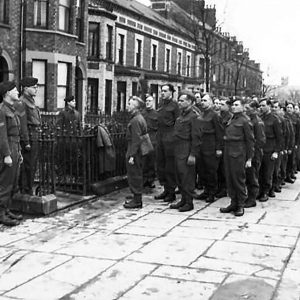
[1,179,300,300]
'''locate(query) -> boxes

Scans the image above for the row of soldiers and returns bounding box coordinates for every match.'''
[124,84,300,217]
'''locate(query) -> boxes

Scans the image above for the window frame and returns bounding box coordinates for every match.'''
[58,0,71,32]
[88,22,100,59]
[32,59,47,109]
[33,0,48,28]
[57,62,71,109]
[0,0,9,25]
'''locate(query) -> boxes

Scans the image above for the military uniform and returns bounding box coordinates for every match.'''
[223,112,254,211]
[171,107,197,211]
[245,112,265,206]
[0,102,22,216]
[156,98,180,200]
[141,107,158,187]
[259,112,281,199]
[18,93,41,195]
[57,106,81,129]
[125,111,147,207]
[194,107,223,202]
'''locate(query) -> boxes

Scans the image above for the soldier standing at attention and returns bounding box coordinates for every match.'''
[123,96,147,209]
[170,90,197,212]
[258,98,281,202]
[244,100,266,208]
[220,98,254,217]
[154,84,180,203]
[0,81,23,226]
[141,95,158,188]
[194,94,223,203]
[17,77,41,196]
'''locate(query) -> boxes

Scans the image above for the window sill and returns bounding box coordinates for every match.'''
[0,23,10,29]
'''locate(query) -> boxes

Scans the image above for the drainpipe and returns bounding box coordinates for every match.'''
[19,0,25,84]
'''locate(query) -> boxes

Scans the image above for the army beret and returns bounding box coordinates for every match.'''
[0,81,16,97]
[178,89,195,102]
[20,76,38,87]
[129,96,144,108]
[64,95,75,102]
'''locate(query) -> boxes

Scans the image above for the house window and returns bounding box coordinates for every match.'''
[151,44,157,71]
[0,0,9,24]
[105,80,112,115]
[57,62,70,108]
[199,57,205,78]
[177,52,182,75]
[106,25,113,61]
[88,78,99,114]
[132,82,138,96]
[58,0,71,32]
[186,55,191,77]
[118,34,125,65]
[32,60,46,109]
[165,48,170,73]
[88,22,100,58]
[34,0,48,28]
[135,39,142,68]
[76,0,84,42]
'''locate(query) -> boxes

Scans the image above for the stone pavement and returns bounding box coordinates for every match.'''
[1,177,300,300]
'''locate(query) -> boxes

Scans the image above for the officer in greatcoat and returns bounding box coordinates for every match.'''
[154,84,180,202]
[170,90,197,212]
[220,98,254,217]
[0,81,23,226]
[57,95,81,129]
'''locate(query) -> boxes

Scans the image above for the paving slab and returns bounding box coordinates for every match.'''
[152,265,227,283]
[205,240,291,270]
[56,233,153,260]
[0,252,71,291]
[119,276,216,300]
[127,236,214,266]
[67,261,157,300]
[4,258,115,300]
[224,229,297,248]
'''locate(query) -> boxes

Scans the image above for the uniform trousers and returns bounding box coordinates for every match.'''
[0,140,21,211]
[259,152,275,194]
[126,152,143,196]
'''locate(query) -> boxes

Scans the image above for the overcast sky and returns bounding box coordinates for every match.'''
[137,0,300,86]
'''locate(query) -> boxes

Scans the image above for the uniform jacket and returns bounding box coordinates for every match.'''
[260,112,281,153]
[57,107,81,129]
[248,112,266,150]
[17,94,41,143]
[0,102,21,157]
[141,108,158,145]
[194,107,223,154]
[285,113,295,149]
[173,107,197,158]
[157,98,180,142]
[126,111,147,158]
[224,112,254,160]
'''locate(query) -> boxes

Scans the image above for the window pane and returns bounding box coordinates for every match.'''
[32,60,45,84]
[35,87,45,109]
[59,0,70,6]
[57,63,68,85]
[57,87,67,108]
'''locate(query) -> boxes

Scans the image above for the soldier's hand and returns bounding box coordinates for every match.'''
[287,150,292,154]
[187,155,196,165]
[4,156,13,167]
[128,157,134,165]
[295,145,298,150]
[19,154,23,165]
[25,144,31,151]
[245,159,252,168]
[216,150,222,157]
[271,152,278,160]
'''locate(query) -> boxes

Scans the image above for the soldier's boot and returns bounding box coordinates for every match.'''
[220,203,237,213]
[154,190,168,200]
[164,193,176,203]
[258,193,269,202]
[215,189,227,199]
[268,188,276,198]
[195,190,209,200]
[244,198,257,208]
[170,198,186,209]
[206,193,215,203]
[0,210,20,226]
[178,198,194,212]
[6,209,23,221]
[234,207,244,217]
[123,194,142,209]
